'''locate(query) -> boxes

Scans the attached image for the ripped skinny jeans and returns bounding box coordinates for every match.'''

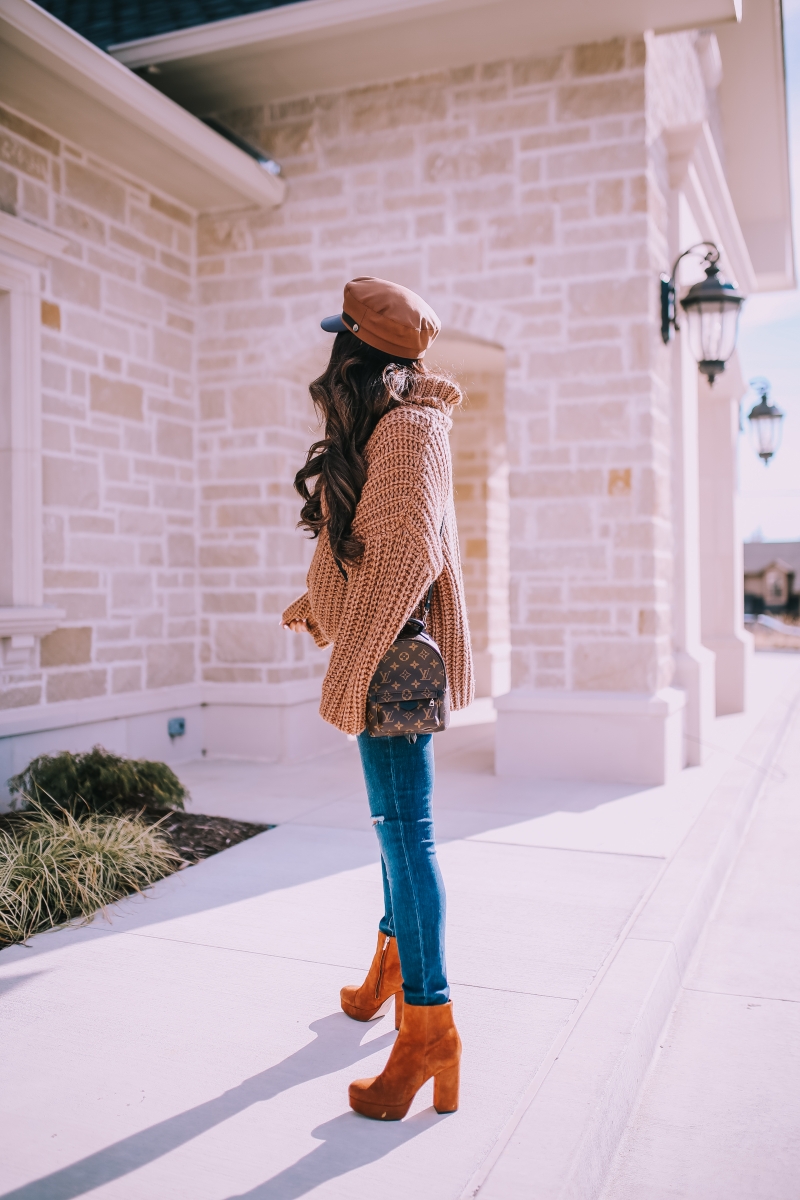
[357,731,449,1006]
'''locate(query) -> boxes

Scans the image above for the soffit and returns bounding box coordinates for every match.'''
[0,0,284,212]
[714,0,795,291]
[109,0,740,110]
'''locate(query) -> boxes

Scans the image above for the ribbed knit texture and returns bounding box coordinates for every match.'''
[282,374,473,735]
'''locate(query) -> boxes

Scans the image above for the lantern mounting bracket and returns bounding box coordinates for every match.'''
[660,241,720,344]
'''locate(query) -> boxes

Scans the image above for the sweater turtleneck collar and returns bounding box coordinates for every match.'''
[406,371,462,414]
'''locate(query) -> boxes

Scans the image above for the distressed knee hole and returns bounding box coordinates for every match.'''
[371,815,385,826]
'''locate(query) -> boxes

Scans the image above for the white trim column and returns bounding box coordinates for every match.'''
[698,356,753,714]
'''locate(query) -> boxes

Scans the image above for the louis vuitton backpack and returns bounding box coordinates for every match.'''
[365,581,450,739]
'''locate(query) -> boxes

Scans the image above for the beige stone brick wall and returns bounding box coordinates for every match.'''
[0,103,198,711]
[209,33,699,696]
[0,28,714,722]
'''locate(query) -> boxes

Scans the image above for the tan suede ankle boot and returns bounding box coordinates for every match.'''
[348,1000,461,1120]
[341,931,404,1030]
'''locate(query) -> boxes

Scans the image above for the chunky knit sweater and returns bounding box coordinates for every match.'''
[282,374,473,735]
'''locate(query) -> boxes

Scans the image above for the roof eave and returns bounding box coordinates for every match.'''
[0,0,285,213]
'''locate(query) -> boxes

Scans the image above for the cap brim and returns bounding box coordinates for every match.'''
[320,314,348,333]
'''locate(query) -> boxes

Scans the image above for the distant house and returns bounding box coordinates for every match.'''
[744,543,800,616]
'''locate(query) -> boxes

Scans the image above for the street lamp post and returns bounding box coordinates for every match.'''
[661,242,746,383]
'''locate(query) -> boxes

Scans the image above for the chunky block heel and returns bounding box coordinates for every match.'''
[433,1063,459,1112]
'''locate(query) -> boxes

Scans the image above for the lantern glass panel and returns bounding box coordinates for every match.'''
[685,300,741,366]
[749,410,784,460]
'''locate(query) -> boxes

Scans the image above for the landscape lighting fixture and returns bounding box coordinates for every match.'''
[660,241,745,383]
[746,378,784,466]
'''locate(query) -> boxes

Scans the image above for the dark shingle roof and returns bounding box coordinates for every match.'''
[743,542,800,575]
[36,1,305,50]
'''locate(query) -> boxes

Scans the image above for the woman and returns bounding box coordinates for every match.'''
[282,277,473,1120]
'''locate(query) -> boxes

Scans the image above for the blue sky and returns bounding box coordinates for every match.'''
[736,0,800,540]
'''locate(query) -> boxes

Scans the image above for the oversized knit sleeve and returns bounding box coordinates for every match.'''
[318,408,449,734]
[280,591,329,648]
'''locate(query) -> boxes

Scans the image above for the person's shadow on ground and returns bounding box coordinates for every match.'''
[225,1109,447,1199]
[0,1013,398,1200]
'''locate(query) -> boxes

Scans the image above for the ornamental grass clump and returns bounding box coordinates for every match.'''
[8,746,188,816]
[0,802,183,947]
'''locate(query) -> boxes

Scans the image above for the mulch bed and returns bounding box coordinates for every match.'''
[0,807,273,867]
[138,808,273,865]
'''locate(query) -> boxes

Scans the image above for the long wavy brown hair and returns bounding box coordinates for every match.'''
[294,331,426,565]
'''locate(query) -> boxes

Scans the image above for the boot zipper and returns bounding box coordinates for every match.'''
[375,935,390,999]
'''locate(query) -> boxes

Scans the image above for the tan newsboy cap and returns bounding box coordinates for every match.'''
[321,277,441,360]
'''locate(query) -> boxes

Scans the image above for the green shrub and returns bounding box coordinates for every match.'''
[8,746,188,816]
[0,802,184,946]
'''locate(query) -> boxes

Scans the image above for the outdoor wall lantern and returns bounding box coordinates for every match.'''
[660,241,745,383]
[746,378,784,465]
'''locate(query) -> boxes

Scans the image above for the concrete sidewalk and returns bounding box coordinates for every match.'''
[600,663,800,1200]
[1,654,799,1200]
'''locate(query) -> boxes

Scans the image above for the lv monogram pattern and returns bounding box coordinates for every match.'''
[366,627,450,737]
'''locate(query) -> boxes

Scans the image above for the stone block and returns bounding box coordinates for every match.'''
[512,56,562,87]
[217,503,280,527]
[0,686,42,710]
[152,327,191,374]
[199,277,262,304]
[223,305,285,332]
[0,132,48,181]
[489,211,554,249]
[327,134,414,167]
[168,533,195,567]
[46,669,106,703]
[200,389,226,420]
[109,226,157,260]
[215,619,283,662]
[510,468,604,498]
[203,593,258,612]
[64,161,125,219]
[154,484,194,511]
[568,276,649,318]
[55,200,105,244]
[90,375,143,421]
[143,264,191,303]
[67,312,129,352]
[347,80,447,133]
[557,78,644,121]
[536,502,593,540]
[130,205,173,247]
[573,639,657,692]
[199,544,258,568]
[231,382,284,428]
[112,665,141,693]
[608,467,632,496]
[157,419,193,460]
[150,193,192,226]
[111,573,153,609]
[0,104,59,153]
[51,259,101,310]
[429,242,483,276]
[547,142,645,179]
[477,100,549,133]
[145,642,194,688]
[573,38,627,76]
[0,164,17,214]
[425,140,513,183]
[40,626,92,667]
[43,457,99,509]
[556,400,629,440]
